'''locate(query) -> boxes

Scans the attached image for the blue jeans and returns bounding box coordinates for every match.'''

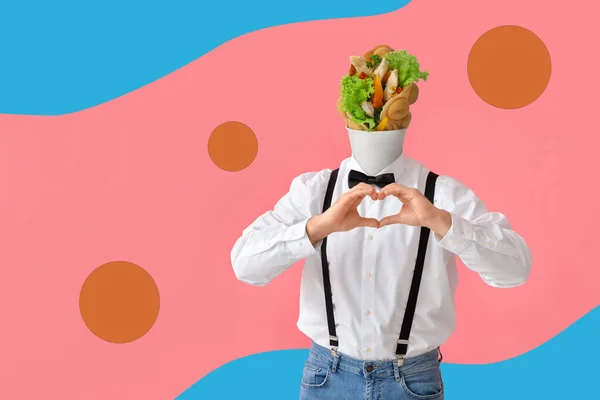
[299,341,444,400]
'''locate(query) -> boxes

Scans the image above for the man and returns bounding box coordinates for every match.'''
[230,45,532,399]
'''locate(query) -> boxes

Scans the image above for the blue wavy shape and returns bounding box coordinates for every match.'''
[0,0,409,116]
[176,305,600,399]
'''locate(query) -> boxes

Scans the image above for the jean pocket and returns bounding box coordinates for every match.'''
[300,359,331,388]
[400,365,444,399]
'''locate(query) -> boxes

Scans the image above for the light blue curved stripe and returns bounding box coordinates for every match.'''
[176,305,600,399]
[0,0,409,116]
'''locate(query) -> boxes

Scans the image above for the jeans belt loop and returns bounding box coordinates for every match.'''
[393,357,401,382]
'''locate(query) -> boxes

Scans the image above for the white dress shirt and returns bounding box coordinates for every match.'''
[230,153,532,360]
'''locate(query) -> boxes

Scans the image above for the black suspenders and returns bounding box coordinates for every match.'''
[321,168,340,353]
[320,169,439,366]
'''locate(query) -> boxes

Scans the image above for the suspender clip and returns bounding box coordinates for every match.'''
[328,335,339,357]
[397,355,405,367]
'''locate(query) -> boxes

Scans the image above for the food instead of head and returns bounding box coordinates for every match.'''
[338,45,428,131]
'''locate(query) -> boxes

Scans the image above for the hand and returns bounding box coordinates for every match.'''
[377,183,452,236]
[307,183,380,244]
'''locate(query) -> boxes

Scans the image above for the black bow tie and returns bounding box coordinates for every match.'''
[348,169,395,189]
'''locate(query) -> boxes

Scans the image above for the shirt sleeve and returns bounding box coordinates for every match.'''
[432,175,533,288]
[230,169,331,286]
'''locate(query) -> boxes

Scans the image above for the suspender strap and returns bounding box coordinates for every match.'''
[395,171,439,366]
[320,168,439,362]
[321,168,340,354]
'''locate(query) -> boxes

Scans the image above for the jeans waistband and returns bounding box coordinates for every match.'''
[308,341,440,379]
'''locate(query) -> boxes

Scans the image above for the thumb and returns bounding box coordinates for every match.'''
[356,217,380,229]
[379,215,402,228]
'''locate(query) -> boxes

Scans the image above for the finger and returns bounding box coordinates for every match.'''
[351,183,378,199]
[350,182,378,200]
[379,214,403,228]
[380,183,412,197]
[356,217,380,229]
[341,190,368,206]
[368,187,378,200]
[350,182,373,192]
[379,184,416,200]
[345,185,377,201]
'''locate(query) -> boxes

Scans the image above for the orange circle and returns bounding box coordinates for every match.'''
[79,261,160,344]
[208,121,258,171]
[467,25,551,109]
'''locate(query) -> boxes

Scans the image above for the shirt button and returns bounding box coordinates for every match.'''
[367,234,374,240]
[366,272,372,279]
[365,310,371,316]
[364,347,371,353]
[487,241,493,246]
[454,239,460,244]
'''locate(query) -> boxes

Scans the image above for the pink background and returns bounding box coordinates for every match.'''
[1,0,599,398]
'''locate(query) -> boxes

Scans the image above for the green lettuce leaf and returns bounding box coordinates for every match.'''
[338,75,376,130]
[384,50,429,88]
[366,54,382,69]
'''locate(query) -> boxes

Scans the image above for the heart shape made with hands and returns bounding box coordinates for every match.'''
[349,184,429,229]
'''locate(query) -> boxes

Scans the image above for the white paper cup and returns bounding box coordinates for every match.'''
[347,127,406,175]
